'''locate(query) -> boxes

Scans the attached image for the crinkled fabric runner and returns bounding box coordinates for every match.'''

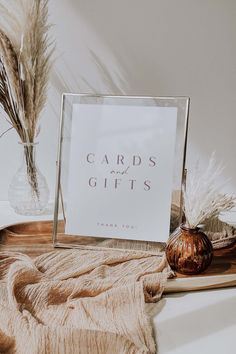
[0,249,170,354]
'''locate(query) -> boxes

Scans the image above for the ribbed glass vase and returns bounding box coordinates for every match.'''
[8,142,49,215]
[166,224,213,275]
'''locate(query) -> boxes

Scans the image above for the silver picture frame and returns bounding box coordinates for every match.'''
[53,94,190,252]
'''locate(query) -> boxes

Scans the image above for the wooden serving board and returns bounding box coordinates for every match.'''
[0,220,236,293]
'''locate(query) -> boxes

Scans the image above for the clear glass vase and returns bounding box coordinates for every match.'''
[8,142,49,215]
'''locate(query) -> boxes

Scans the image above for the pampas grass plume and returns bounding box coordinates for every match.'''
[183,153,235,229]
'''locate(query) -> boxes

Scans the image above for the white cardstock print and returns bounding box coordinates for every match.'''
[65,103,177,242]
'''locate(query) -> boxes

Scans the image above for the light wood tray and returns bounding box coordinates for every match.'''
[0,221,236,293]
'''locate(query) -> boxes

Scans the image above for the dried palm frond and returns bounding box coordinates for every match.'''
[183,153,235,229]
[0,0,54,196]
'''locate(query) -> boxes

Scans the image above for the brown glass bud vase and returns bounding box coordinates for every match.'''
[166,225,213,275]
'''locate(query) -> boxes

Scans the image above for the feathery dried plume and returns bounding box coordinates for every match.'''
[0,0,54,195]
[0,0,54,141]
[0,30,25,137]
[183,153,235,229]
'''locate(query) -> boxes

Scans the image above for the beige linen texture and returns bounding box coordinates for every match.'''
[0,249,170,354]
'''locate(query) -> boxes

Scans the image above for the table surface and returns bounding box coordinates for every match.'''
[0,201,236,354]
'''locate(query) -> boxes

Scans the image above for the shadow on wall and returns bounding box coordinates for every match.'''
[48,46,131,132]
[50,50,129,98]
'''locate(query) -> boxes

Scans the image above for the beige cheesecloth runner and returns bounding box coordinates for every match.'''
[0,248,170,354]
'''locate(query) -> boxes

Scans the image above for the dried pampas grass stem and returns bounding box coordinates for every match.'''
[184,154,235,229]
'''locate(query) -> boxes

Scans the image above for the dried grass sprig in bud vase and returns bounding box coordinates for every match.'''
[183,155,235,229]
[166,154,235,275]
[0,0,54,215]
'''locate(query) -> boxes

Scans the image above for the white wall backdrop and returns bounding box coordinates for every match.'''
[0,0,235,200]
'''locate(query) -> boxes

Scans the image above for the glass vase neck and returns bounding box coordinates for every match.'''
[19,141,39,147]
[180,224,200,233]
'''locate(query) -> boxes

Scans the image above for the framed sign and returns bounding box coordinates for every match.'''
[53,94,189,251]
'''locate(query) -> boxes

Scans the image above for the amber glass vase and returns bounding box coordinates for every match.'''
[166,225,213,275]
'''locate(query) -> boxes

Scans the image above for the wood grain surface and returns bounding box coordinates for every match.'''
[0,220,236,293]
